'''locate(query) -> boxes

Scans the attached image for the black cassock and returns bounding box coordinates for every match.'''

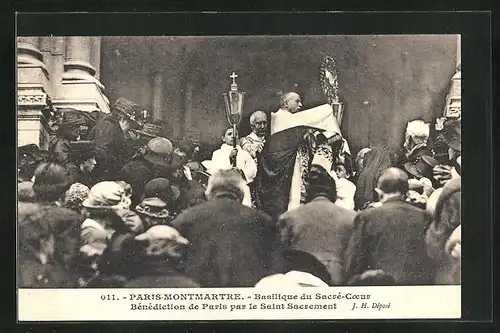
[255,126,311,220]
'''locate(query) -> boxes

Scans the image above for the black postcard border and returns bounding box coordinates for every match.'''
[2,10,494,332]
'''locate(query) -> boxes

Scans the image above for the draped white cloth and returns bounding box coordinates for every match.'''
[270,104,344,211]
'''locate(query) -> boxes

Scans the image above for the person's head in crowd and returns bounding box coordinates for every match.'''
[375,167,409,203]
[404,120,430,154]
[68,141,97,173]
[419,177,435,197]
[63,182,90,213]
[406,179,427,210]
[143,178,180,212]
[334,161,353,180]
[404,155,439,181]
[347,269,396,286]
[174,140,193,163]
[143,137,174,170]
[111,97,143,132]
[280,92,302,113]
[205,168,247,203]
[82,181,132,224]
[355,147,371,174]
[221,127,238,146]
[282,250,332,287]
[18,210,55,265]
[115,181,133,200]
[354,146,393,210]
[135,197,170,228]
[249,110,268,137]
[306,164,337,204]
[55,109,84,141]
[255,270,329,287]
[135,225,189,260]
[170,141,195,181]
[113,209,145,234]
[32,162,70,205]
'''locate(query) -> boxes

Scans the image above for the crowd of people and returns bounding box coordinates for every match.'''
[17,94,462,288]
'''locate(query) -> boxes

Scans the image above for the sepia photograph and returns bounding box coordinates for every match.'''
[17,31,464,320]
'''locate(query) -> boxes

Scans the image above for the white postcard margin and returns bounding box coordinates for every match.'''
[18,286,461,321]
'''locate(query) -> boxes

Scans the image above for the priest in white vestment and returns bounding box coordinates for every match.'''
[256,92,346,219]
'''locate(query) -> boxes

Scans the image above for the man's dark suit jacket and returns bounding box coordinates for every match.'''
[344,198,435,285]
[277,196,357,285]
[170,196,284,287]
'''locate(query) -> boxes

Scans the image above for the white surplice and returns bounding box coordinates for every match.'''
[270,104,342,211]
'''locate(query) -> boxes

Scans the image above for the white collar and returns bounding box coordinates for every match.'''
[248,132,265,141]
[220,143,242,151]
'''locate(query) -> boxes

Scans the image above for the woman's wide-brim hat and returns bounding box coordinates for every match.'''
[82,181,131,210]
[112,97,143,129]
[69,140,96,161]
[143,178,181,203]
[404,155,439,179]
[58,108,87,128]
[144,137,174,168]
[135,197,170,219]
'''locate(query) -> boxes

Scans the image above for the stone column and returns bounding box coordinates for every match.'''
[50,37,65,99]
[39,37,53,95]
[17,36,52,149]
[53,36,110,113]
[90,37,101,80]
[63,37,98,82]
[152,71,164,120]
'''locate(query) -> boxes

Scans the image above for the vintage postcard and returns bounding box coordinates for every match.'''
[16,15,467,321]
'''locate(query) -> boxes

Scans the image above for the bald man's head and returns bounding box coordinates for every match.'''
[377,167,409,196]
[280,92,302,113]
[249,111,268,136]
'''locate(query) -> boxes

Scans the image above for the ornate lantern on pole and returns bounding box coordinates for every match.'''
[320,56,344,125]
[223,72,245,166]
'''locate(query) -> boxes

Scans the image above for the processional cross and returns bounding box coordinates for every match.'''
[230,72,238,83]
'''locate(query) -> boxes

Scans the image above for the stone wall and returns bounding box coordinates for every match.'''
[101,35,457,154]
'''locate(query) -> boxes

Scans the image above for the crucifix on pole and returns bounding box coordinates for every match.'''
[223,71,245,167]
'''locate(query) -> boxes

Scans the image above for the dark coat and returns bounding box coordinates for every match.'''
[278,197,356,285]
[392,144,433,169]
[124,259,199,288]
[344,198,435,285]
[65,163,94,188]
[40,206,85,271]
[99,232,145,280]
[93,114,131,178]
[425,178,461,284]
[171,196,285,287]
[117,159,171,207]
[174,177,207,213]
[18,251,75,288]
[354,146,393,210]
[256,127,309,220]
[49,137,71,166]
